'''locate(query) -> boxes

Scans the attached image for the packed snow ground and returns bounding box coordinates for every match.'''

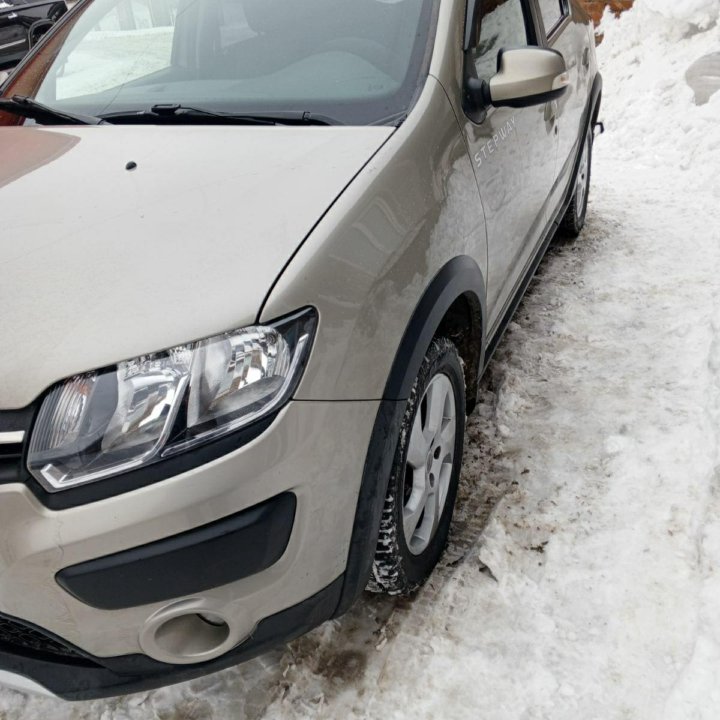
[3,1,720,718]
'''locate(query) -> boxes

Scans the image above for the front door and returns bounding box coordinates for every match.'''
[462,0,559,333]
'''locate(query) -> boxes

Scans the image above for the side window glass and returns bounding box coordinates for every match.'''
[472,0,529,82]
[537,0,565,34]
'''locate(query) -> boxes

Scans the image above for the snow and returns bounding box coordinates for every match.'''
[56,29,174,100]
[639,0,719,28]
[2,0,720,717]
[595,0,720,192]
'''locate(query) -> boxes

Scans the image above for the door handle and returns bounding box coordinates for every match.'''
[582,47,590,69]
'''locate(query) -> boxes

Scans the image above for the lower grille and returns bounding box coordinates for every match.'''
[0,616,85,661]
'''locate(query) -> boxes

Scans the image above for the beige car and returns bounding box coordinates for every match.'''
[0,0,601,699]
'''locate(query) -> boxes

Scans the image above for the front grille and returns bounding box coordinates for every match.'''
[0,616,85,661]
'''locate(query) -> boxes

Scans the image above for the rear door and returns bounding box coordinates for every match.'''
[536,0,591,211]
[461,0,559,333]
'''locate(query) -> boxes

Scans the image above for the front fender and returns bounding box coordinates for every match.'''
[259,76,488,402]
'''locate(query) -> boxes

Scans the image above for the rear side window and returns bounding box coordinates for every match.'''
[472,0,529,82]
[537,0,566,34]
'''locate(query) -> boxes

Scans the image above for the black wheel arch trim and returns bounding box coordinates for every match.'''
[591,72,603,126]
[335,254,486,615]
[382,255,487,402]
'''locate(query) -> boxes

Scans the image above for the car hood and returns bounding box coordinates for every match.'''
[0,125,392,409]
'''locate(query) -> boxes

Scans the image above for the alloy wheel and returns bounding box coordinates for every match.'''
[576,133,591,214]
[402,373,457,555]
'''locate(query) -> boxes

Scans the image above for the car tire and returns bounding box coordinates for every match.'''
[559,126,593,238]
[367,337,466,596]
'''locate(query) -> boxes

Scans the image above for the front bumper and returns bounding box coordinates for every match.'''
[0,668,58,698]
[0,399,379,698]
[0,576,343,700]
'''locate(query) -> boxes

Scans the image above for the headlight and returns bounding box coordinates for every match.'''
[27,308,316,491]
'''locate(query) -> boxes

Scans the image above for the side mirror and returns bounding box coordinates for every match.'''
[487,47,569,108]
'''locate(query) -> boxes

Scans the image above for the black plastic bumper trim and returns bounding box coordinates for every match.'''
[0,574,343,700]
[56,493,297,610]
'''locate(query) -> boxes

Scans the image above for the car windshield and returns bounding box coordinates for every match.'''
[2,0,437,125]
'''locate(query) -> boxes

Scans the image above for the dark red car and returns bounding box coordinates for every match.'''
[0,0,66,70]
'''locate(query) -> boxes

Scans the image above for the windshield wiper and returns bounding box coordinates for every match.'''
[100,104,342,126]
[0,95,104,126]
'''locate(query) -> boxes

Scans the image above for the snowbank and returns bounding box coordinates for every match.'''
[595,0,720,194]
[641,0,719,29]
